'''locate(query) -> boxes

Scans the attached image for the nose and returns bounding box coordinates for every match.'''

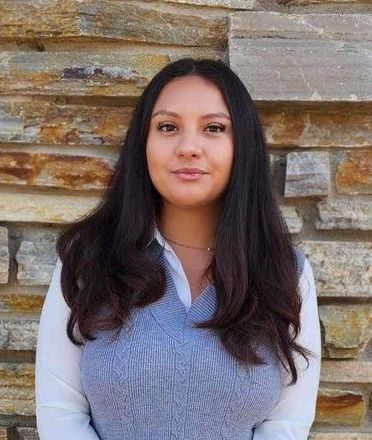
[175,132,202,158]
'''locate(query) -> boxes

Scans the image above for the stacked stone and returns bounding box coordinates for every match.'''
[0,0,371,439]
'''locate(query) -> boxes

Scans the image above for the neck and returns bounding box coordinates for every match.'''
[156,202,221,250]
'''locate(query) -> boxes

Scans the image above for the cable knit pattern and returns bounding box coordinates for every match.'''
[79,239,305,440]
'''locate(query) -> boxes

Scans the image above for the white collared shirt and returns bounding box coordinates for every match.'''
[35,226,321,440]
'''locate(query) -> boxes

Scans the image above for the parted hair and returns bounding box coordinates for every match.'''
[56,57,314,385]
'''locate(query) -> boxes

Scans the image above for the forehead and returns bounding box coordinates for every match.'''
[152,76,229,115]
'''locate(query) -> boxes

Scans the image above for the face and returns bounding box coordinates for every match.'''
[146,75,234,211]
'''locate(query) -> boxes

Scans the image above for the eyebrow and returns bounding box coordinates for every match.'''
[151,110,231,121]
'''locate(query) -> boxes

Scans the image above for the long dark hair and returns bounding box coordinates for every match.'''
[56,57,314,385]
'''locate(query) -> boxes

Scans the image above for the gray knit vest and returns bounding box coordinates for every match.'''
[80,239,305,439]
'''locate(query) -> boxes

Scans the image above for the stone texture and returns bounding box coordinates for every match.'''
[299,240,371,298]
[0,101,131,146]
[15,235,59,286]
[0,318,38,351]
[310,434,372,440]
[320,361,372,384]
[16,428,39,440]
[336,151,372,195]
[0,151,113,190]
[284,151,330,197]
[319,305,372,358]
[315,197,372,230]
[0,426,12,439]
[162,0,259,8]
[229,12,372,102]
[0,363,34,416]
[0,52,170,97]
[259,108,372,149]
[0,191,101,224]
[279,0,369,4]
[279,205,303,233]
[0,227,9,284]
[0,0,228,48]
[316,388,365,426]
[0,293,44,314]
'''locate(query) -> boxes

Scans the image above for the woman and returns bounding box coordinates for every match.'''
[35,57,321,439]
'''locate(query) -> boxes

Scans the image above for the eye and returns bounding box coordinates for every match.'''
[157,123,177,132]
[156,122,227,133]
[206,123,226,133]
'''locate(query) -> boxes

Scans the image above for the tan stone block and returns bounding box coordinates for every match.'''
[0,0,227,48]
[0,426,12,440]
[299,240,372,298]
[162,0,259,8]
[0,363,34,416]
[0,226,9,284]
[279,0,368,5]
[0,293,44,314]
[0,191,101,224]
[280,205,303,233]
[0,101,131,146]
[0,52,170,97]
[16,428,39,440]
[316,388,365,426]
[260,108,372,149]
[320,360,372,384]
[310,434,372,440]
[0,151,113,190]
[336,151,372,195]
[319,305,372,358]
[315,197,372,230]
[229,11,372,102]
[284,151,330,197]
[0,317,39,350]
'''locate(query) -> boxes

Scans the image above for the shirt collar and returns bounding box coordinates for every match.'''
[146,222,174,254]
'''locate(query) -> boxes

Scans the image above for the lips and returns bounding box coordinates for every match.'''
[173,168,206,174]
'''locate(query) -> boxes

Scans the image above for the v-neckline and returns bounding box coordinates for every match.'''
[147,238,218,345]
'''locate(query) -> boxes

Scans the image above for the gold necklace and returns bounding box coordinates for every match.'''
[162,234,215,252]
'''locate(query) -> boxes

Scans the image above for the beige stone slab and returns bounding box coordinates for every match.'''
[299,240,372,297]
[336,151,372,195]
[229,12,372,102]
[310,434,372,440]
[229,11,372,40]
[280,0,370,5]
[280,205,303,233]
[320,360,372,383]
[0,317,38,351]
[315,197,372,230]
[316,388,365,426]
[0,150,114,190]
[0,191,101,224]
[0,227,9,284]
[0,100,131,146]
[260,108,372,148]
[284,151,330,197]
[0,362,34,416]
[161,0,260,8]
[0,0,227,48]
[16,427,38,440]
[0,292,43,314]
[319,304,372,358]
[0,52,170,97]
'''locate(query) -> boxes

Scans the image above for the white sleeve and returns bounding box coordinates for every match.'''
[35,257,100,440]
[252,256,321,440]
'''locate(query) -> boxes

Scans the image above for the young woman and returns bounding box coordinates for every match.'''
[35,57,321,439]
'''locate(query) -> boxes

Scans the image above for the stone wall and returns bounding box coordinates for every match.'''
[0,0,371,438]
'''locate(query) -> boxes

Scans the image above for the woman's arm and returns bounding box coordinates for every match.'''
[253,256,322,439]
[35,257,100,440]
